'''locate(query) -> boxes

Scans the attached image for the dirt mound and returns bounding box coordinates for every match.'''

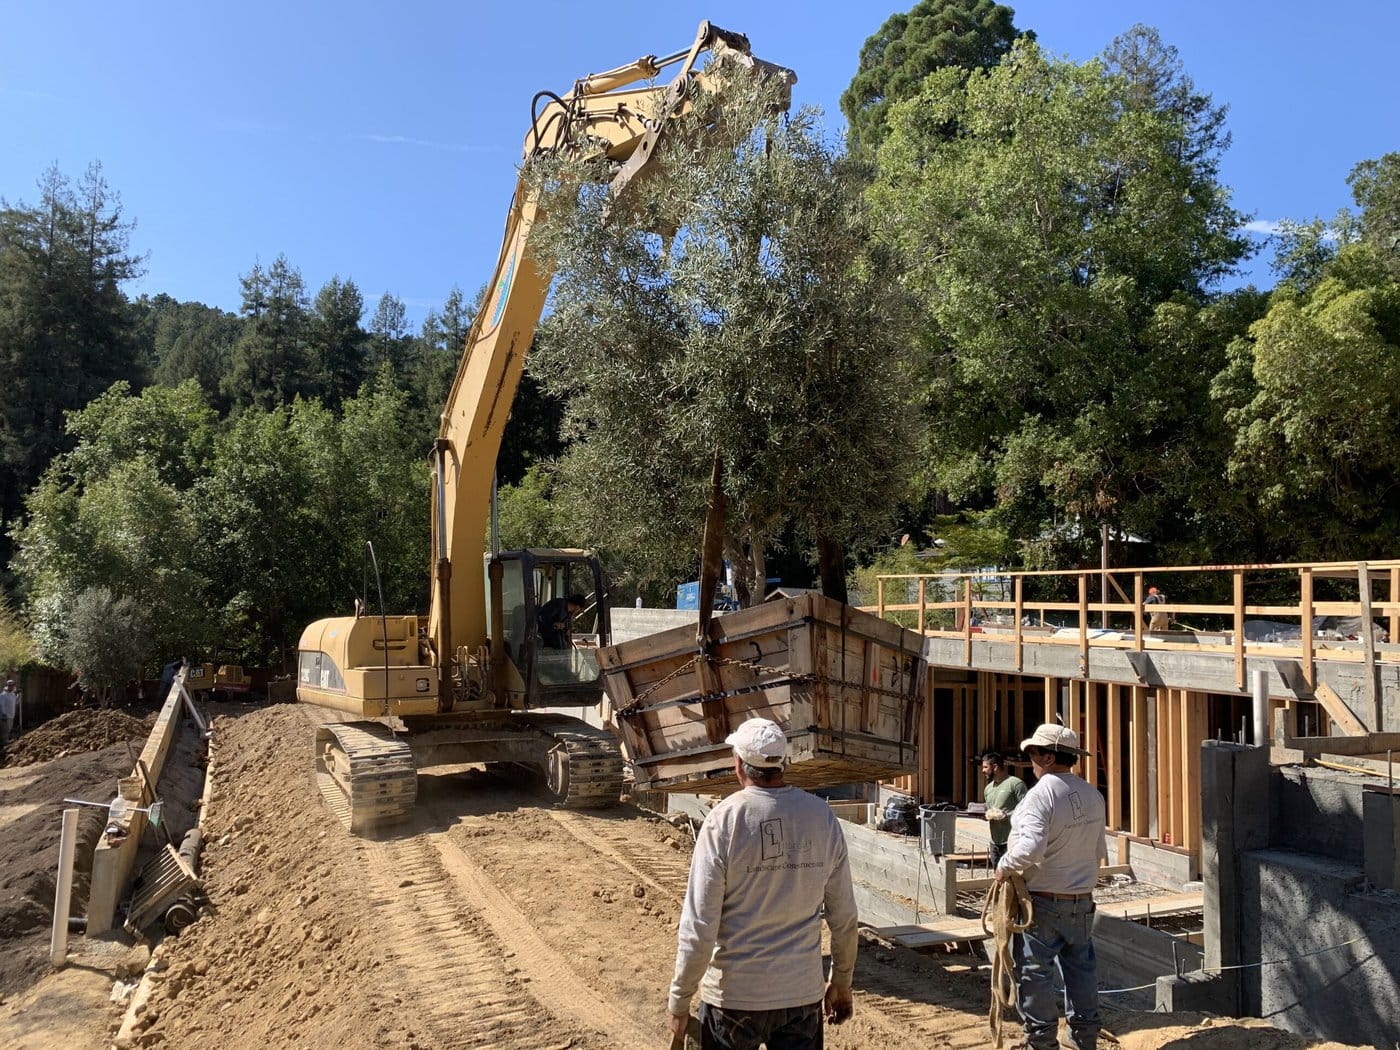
[0,744,135,997]
[6,709,153,767]
[133,705,409,1049]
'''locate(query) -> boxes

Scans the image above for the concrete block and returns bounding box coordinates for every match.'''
[1361,791,1398,891]
[609,607,698,644]
[1155,971,1235,1015]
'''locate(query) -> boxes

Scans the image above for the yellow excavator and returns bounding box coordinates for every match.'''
[296,22,794,833]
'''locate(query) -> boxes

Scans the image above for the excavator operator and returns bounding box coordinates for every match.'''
[538,594,586,650]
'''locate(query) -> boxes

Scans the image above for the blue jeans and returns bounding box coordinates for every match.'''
[699,1001,823,1050]
[1017,896,1099,1050]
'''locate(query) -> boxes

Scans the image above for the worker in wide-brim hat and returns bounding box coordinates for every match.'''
[668,717,858,1048]
[994,724,1107,1050]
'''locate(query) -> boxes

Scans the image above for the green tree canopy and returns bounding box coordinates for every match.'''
[869,37,1252,565]
[840,0,1024,154]
[0,163,145,565]
[1213,154,1400,557]
[13,381,218,665]
[309,276,367,409]
[63,586,149,707]
[223,254,313,410]
[530,85,918,603]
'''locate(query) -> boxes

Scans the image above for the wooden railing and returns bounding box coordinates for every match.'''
[868,559,1400,693]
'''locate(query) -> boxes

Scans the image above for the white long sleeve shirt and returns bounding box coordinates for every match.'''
[669,784,858,1016]
[998,770,1107,894]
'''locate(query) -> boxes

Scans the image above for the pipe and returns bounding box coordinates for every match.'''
[177,827,203,875]
[1251,667,1268,748]
[50,808,79,967]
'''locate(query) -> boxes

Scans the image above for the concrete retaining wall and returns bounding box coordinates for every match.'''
[1269,767,1366,865]
[1240,849,1400,1047]
[1198,742,1400,1046]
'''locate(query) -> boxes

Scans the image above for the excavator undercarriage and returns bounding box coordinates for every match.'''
[313,714,626,834]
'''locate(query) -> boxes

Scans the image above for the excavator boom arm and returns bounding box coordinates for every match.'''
[426,23,793,681]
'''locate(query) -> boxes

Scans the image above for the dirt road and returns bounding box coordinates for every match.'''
[2,703,1374,1048]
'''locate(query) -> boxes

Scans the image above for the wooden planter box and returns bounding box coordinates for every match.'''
[598,593,926,793]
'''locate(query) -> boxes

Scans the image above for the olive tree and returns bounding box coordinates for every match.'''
[527,86,918,604]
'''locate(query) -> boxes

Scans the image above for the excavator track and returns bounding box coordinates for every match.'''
[524,713,626,809]
[314,721,418,834]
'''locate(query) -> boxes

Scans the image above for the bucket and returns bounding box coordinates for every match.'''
[920,805,957,855]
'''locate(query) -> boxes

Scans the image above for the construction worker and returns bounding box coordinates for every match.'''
[995,724,1108,1050]
[0,678,17,760]
[1144,586,1169,633]
[537,593,585,650]
[668,717,858,1049]
[981,750,1028,870]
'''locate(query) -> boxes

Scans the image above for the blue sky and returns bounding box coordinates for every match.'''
[3,1,1396,329]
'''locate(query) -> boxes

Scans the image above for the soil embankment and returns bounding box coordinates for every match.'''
[0,703,1379,1048]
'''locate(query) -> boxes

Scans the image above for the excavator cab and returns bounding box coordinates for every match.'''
[486,548,610,708]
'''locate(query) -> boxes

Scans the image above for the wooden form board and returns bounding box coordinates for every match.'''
[600,594,926,792]
[88,669,193,935]
[874,918,991,949]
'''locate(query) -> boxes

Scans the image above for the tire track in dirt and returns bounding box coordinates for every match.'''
[427,830,657,1048]
[361,834,562,1048]
[544,809,693,904]
[849,952,993,1047]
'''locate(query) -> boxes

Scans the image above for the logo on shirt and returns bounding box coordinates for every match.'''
[761,819,784,860]
[1069,790,1084,820]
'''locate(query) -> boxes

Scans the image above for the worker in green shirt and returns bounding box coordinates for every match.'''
[981,750,1028,869]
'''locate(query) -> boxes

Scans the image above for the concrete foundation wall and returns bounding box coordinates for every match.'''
[1240,849,1400,1047]
[610,607,698,644]
[1198,742,1400,1045]
[1094,917,1202,1008]
[1269,768,1366,864]
[1125,838,1196,890]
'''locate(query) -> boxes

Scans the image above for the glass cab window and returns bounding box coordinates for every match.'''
[533,558,602,687]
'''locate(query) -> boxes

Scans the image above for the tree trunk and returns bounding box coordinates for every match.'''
[696,453,727,648]
[816,533,848,604]
[749,534,767,608]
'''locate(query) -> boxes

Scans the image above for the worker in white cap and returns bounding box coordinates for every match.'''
[668,716,858,1048]
[995,723,1107,1050]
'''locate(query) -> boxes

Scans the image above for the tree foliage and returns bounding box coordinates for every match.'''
[840,0,1023,154]
[309,276,367,409]
[12,376,431,669]
[869,38,1252,565]
[223,254,313,410]
[12,381,219,666]
[1213,154,1400,557]
[530,85,918,602]
[0,164,145,569]
[63,586,149,706]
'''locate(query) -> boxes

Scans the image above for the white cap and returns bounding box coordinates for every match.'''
[726,717,787,768]
[1020,723,1088,756]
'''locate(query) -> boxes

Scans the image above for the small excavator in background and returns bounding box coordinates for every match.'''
[295,23,794,833]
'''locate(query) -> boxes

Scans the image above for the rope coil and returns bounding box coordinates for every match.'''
[981,873,1033,1049]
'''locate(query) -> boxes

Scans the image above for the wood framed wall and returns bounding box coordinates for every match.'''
[891,671,1234,872]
